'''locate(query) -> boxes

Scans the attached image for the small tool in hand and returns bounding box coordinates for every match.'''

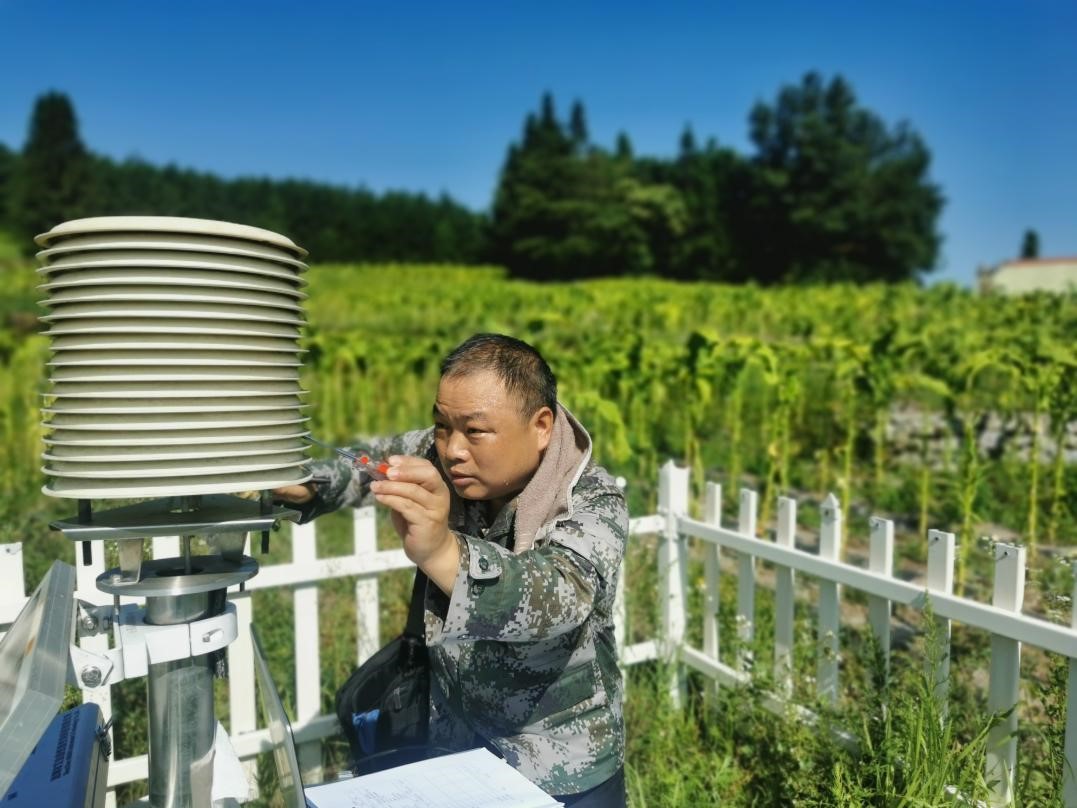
[304,435,390,480]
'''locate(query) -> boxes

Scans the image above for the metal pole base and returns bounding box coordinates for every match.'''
[143,589,226,808]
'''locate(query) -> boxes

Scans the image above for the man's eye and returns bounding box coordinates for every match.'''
[467,428,485,435]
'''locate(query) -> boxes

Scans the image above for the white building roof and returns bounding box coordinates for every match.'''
[979,257,1077,295]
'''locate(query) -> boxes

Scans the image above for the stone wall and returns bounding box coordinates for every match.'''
[887,407,1077,467]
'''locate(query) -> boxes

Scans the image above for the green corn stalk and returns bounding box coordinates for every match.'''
[1027,394,1043,549]
[953,350,1021,594]
[898,372,952,540]
[760,357,801,533]
[726,370,747,513]
[840,386,858,545]
[832,345,866,545]
[955,415,982,595]
[1045,355,1076,543]
[1018,353,1061,552]
[918,408,932,540]
[817,445,832,502]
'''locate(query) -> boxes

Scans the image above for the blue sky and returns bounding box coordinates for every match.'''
[1,1,1074,285]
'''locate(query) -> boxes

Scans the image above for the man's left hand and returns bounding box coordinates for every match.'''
[370,456,460,595]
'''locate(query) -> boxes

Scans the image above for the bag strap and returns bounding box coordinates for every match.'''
[404,568,428,640]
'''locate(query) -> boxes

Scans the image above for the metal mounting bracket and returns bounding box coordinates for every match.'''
[68,642,115,689]
[68,602,239,688]
[75,599,114,637]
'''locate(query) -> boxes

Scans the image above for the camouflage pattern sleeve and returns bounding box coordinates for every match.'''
[294,427,435,523]
[426,487,628,645]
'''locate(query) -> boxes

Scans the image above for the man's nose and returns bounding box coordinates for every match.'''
[446,431,470,461]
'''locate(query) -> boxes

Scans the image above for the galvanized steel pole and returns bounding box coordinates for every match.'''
[144,588,225,808]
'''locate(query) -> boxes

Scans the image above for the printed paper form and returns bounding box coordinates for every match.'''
[304,748,563,808]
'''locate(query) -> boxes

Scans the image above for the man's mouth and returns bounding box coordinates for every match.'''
[449,472,477,486]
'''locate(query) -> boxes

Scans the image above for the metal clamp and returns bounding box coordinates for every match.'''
[114,602,239,681]
[69,602,239,687]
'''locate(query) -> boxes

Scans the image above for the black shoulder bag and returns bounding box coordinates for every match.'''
[335,569,446,774]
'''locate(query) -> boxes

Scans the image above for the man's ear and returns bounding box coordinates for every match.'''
[532,406,555,452]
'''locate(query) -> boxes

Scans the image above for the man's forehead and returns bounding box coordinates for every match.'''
[432,402,488,420]
[438,370,509,398]
[435,371,518,417]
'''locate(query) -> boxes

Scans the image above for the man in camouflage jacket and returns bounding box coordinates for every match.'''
[278,334,628,802]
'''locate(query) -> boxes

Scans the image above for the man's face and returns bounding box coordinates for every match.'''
[432,369,553,505]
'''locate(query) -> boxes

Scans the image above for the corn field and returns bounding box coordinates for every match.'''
[3,250,1076,804]
[2,258,1076,582]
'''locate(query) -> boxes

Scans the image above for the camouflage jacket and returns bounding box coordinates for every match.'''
[300,411,627,794]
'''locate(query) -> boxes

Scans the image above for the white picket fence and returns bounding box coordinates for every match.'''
[640,462,1077,808]
[1,461,1075,807]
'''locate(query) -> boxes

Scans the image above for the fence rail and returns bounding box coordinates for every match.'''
[1,461,1074,807]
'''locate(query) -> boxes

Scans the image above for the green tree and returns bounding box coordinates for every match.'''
[4,93,486,262]
[1020,228,1040,259]
[569,101,589,151]
[678,125,698,158]
[635,137,745,281]
[489,95,685,280]
[0,143,14,232]
[8,91,96,246]
[742,72,943,283]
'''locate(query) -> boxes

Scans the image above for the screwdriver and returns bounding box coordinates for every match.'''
[303,435,390,480]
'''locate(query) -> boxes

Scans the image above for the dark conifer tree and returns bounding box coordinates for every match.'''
[540,93,557,130]
[8,91,96,245]
[569,101,589,151]
[0,143,13,232]
[743,71,943,283]
[1020,229,1040,259]
[678,125,698,159]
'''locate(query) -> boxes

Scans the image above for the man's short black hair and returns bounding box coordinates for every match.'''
[440,334,557,420]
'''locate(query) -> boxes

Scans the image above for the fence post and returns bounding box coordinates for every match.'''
[0,543,26,643]
[291,520,323,783]
[774,497,796,699]
[816,493,842,704]
[735,489,757,673]
[658,460,689,708]
[868,517,895,676]
[151,535,180,559]
[986,542,1025,807]
[702,482,722,698]
[74,538,117,808]
[926,529,955,718]
[1063,560,1077,807]
[226,534,258,798]
[353,506,380,665]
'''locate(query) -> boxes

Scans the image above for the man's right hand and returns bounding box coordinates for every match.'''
[272,482,317,505]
